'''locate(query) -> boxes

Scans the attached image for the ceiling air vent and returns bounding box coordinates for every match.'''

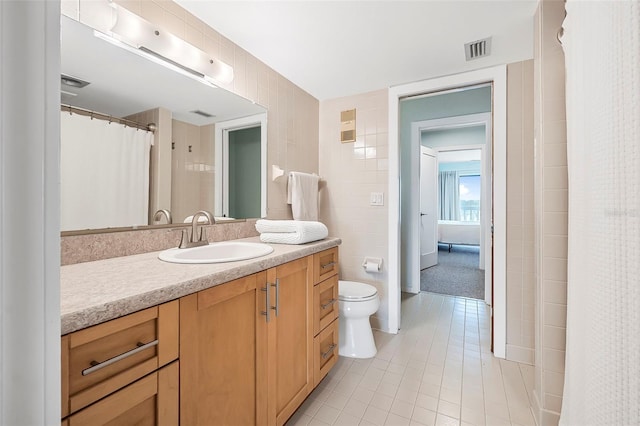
[464,37,492,61]
[61,74,90,88]
[190,110,214,118]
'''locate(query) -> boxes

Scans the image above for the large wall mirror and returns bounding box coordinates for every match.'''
[60,15,267,233]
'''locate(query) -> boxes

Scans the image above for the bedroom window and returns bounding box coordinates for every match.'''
[459,174,480,222]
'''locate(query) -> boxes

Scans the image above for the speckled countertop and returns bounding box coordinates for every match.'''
[61,236,341,335]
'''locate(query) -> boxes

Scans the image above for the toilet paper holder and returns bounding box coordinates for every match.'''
[362,257,383,272]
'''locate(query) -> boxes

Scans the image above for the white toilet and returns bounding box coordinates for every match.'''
[338,280,380,359]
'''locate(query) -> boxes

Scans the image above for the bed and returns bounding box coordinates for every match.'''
[438,220,481,251]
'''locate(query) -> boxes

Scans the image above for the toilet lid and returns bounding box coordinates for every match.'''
[339,280,378,301]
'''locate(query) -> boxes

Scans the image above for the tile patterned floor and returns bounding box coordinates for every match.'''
[287,292,536,426]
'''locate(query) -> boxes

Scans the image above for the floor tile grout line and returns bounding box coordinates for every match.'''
[479,298,500,426]
[433,294,457,421]
[458,297,468,422]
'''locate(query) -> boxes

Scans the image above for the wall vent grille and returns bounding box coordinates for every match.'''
[465,37,492,61]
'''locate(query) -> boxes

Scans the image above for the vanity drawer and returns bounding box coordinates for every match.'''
[313,247,339,284]
[67,360,178,426]
[61,300,179,417]
[313,319,339,387]
[314,275,339,336]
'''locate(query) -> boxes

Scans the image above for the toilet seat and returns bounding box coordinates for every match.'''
[339,280,378,302]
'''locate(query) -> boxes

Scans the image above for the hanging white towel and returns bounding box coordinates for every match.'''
[287,171,319,221]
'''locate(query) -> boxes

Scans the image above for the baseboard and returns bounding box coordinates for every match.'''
[370,314,394,334]
[506,344,535,365]
[532,391,561,426]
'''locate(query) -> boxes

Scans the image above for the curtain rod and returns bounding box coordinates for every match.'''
[60,104,156,133]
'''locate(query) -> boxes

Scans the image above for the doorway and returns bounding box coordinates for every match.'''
[387,65,507,358]
[214,113,267,219]
[420,145,487,300]
[411,113,493,303]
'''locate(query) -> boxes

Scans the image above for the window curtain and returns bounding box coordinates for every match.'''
[439,171,459,220]
[60,112,154,231]
[560,2,640,425]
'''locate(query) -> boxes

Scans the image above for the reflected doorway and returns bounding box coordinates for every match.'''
[228,126,261,218]
[214,113,267,219]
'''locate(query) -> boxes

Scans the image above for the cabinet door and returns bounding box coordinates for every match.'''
[266,256,314,426]
[67,360,178,426]
[180,273,268,426]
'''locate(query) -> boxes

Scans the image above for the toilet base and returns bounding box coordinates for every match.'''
[338,316,377,359]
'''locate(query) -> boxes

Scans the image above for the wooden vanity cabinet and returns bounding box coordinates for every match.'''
[266,256,314,426]
[61,300,179,424]
[180,255,315,426]
[62,246,338,426]
[66,361,178,426]
[180,272,268,426]
[312,249,340,387]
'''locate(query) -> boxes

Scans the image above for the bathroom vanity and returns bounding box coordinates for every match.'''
[60,237,340,426]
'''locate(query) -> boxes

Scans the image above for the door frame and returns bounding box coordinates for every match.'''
[388,65,507,358]
[214,113,267,218]
[410,113,492,305]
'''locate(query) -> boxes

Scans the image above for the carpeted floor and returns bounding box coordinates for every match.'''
[420,244,485,300]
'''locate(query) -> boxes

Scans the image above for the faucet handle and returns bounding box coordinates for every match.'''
[178,228,190,249]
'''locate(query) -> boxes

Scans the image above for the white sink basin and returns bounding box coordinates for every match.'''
[159,241,274,264]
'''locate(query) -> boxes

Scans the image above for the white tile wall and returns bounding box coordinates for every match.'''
[533,1,568,424]
[319,90,389,330]
[506,60,536,366]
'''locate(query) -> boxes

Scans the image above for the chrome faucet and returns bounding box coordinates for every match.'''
[179,210,215,249]
[153,209,172,224]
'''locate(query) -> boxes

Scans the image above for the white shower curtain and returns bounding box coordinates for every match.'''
[439,171,459,221]
[561,1,640,425]
[60,112,154,231]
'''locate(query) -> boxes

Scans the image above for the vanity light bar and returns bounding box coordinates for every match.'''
[94,30,219,90]
[104,3,233,85]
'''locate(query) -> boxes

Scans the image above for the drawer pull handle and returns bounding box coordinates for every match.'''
[321,299,337,310]
[320,262,335,270]
[272,278,280,317]
[321,344,337,359]
[82,340,158,376]
[261,285,271,323]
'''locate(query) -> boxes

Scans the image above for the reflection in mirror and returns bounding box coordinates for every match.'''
[60,15,267,233]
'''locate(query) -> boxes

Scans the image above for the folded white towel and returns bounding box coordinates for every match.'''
[183,215,234,223]
[287,172,319,221]
[255,219,328,244]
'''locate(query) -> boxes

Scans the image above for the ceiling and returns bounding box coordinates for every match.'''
[175,1,539,100]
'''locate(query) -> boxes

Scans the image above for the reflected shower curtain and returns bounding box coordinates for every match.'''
[439,171,459,220]
[561,1,640,425]
[60,112,154,231]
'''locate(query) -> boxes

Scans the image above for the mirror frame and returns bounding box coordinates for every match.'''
[60,218,247,237]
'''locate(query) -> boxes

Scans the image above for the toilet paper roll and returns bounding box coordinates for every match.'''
[365,262,379,272]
